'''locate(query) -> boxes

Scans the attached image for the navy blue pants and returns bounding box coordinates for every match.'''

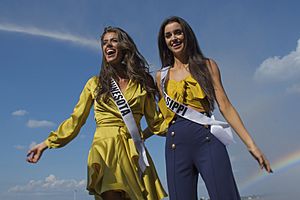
[166,116,241,200]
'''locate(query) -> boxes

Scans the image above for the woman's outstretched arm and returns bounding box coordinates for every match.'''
[26,77,96,163]
[207,59,272,173]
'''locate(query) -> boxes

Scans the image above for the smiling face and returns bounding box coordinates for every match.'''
[164,22,185,58]
[102,31,123,66]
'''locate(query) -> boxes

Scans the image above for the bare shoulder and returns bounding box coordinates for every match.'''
[205,58,220,76]
[155,71,162,86]
[155,70,163,97]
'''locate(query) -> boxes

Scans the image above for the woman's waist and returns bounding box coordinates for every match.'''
[95,117,141,127]
[93,126,142,142]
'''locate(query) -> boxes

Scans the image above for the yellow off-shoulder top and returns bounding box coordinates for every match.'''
[44,76,167,200]
[158,75,210,125]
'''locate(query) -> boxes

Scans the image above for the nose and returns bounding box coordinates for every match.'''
[106,41,113,47]
[171,33,178,41]
[106,40,112,46]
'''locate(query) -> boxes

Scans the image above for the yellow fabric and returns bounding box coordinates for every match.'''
[45,76,167,200]
[158,75,210,126]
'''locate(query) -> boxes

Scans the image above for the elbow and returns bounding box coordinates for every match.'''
[218,101,232,115]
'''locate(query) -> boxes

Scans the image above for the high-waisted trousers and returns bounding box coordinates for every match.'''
[165,116,241,200]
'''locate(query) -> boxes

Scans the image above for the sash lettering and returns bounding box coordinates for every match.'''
[110,80,130,116]
[109,78,149,173]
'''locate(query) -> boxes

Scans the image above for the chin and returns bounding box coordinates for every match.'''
[108,60,120,66]
[106,58,117,64]
[173,51,184,57]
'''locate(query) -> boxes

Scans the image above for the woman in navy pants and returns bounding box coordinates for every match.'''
[156,16,272,200]
[166,116,240,200]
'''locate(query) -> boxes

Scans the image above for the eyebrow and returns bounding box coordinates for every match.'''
[102,37,118,42]
[165,28,182,34]
[104,36,117,40]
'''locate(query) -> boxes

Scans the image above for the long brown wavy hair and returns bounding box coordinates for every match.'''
[158,16,216,111]
[96,26,156,103]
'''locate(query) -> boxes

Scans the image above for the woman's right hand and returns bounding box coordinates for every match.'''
[26,142,48,163]
[248,146,273,173]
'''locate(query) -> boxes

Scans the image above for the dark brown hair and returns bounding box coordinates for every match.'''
[158,16,216,111]
[96,26,156,103]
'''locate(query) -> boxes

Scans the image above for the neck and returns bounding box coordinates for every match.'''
[111,63,128,79]
[173,55,188,69]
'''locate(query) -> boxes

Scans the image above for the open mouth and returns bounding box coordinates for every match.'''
[106,48,116,56]
[171,40,182,48]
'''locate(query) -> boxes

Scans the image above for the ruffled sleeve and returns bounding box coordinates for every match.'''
[143,94,168,135]
[45,76,97,148]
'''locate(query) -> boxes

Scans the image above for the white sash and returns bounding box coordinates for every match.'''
[160,66,234,145]
[110,79,149,172]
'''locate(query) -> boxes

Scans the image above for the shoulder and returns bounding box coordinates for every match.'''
[85,76,99,89]
[156,66,170,81]
[155,71,161,82]
[205,58,220,76]
[87,75,99,84]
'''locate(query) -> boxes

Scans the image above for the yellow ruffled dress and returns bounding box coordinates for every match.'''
[44,76,168,200]
[158,75,210,125]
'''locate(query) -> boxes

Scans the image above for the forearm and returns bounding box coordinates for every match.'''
[220,104,256,150]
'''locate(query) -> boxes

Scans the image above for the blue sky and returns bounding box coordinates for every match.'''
[1,0,300,200]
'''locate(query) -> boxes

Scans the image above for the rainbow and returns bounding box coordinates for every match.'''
[240,149,300,192]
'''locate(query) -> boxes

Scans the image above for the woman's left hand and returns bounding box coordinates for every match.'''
[249,147,273,173]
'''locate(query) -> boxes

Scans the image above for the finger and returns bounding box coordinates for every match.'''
[26,152,34,162]
[32,151,41,163]
[32,155,39,162]
[26,152,37,163]
[27,149,33,157]
[27,150,36,162]
[258,156,264,169]
[262,157,268,168]
[26,156,33,163]
[263,159,273,173]
[266,165,273,173]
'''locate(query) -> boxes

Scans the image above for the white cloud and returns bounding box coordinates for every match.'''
[8,174,86,193]
[27,120,56,128]
[13,145,25,150]
[286,83,300,94]
[11,109,28,116]
[14,142,37,151]
[0,23,99,50]
[254,39,300,82]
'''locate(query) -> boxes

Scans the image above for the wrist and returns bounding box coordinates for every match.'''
[41,141,49,150]
[246,141,257,151]
[43,139,50,149]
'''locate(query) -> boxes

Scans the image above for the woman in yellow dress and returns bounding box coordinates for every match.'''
[26,26,167,200]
